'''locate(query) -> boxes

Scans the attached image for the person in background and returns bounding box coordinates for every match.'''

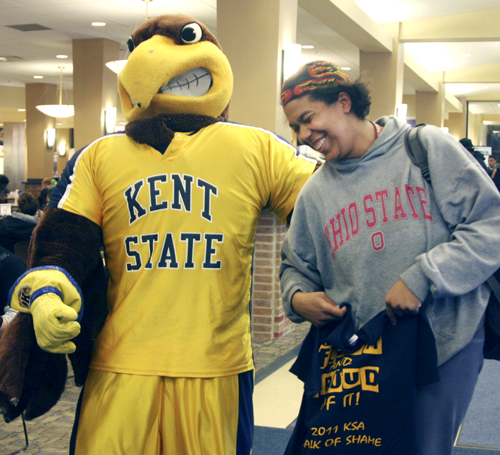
[279,61,500,455]
[459,138,489,173]
[0,192,39,252]
[488,155,497,173]
[0,245,25,337]
[488,155,500,191]
[41,177,53,189]
[37,185,55,214]
[0,174,9,201]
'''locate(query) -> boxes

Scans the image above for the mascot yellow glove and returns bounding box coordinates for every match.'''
[9,266,83,354]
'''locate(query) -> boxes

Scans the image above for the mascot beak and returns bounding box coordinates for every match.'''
[118,34,233,121]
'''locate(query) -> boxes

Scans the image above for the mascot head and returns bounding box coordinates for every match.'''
[118,14,233,122]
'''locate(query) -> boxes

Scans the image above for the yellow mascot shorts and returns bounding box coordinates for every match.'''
[71,369,254,455]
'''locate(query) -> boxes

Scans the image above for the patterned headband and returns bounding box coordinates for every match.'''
[281,61,351,106]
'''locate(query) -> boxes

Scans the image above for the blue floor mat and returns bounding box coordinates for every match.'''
[456,359,500,449]
[252,426,500,455]
[253,426,292,455]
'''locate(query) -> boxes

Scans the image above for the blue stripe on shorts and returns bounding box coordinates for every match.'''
[237,370,255,455]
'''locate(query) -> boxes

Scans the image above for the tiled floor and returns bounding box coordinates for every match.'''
[253,357,303,429]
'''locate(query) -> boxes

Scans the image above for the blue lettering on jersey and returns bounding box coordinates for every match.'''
[148,175,168,212]
[197,179,217,222]
[125,181,147,224]
[158,233,179,269]
[141,233,159,269]
[203,234,224,269]
[180,233,202,269]
[125,236,141,271]
[171,174,193,212]
[125,232,224,271]
[124,174,217,225]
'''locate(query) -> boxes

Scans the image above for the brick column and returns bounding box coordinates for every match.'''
[251,211,295,340]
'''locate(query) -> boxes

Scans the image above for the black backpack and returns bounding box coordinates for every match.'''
[404,124,500,360]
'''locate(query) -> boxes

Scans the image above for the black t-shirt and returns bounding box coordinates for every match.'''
[0,216,37,253]
[285,306,439,455]
[0,245,26,312]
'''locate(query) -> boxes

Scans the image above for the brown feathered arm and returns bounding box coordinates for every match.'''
[29,207,103,281]
[0,207,108,422]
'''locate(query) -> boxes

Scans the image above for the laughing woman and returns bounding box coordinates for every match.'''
[279,61,500,454]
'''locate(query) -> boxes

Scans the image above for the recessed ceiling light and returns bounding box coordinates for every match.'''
[18,109,25,112]
[461,54,471,58]
[33,75,43,79]
[56,55,68,59]
[341,67,352,71]
[302,45,314,49]
[92,22,106,27]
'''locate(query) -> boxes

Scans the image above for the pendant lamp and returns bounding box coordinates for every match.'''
[36,66,75,118]
[106,0,153,75]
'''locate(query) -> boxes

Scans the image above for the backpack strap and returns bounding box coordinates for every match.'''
[488,269,500,305]
[404,124,431,185]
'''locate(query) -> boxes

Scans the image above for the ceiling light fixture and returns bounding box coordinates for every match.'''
[36,66,75,118]
[106,0,153,75]
[302,45,314,49]
[92,22,106,27]
[105,60,127,74]
[56,54,68,59]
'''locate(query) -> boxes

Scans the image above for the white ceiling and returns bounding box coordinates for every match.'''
[0,0,499,119]
[299,1,500,99]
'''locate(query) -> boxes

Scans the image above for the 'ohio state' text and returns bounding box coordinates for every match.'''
[324,184,432,257]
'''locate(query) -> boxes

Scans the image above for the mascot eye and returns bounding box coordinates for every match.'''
[127,36,136,53]
[180,23,203,44]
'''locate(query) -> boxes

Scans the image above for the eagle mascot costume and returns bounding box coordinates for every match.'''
[0,14,315,454]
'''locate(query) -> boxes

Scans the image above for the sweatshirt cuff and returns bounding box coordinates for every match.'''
[283,286,308,323]
[400,263,431,303]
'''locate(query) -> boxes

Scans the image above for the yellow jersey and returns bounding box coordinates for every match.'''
[55,121,315,377]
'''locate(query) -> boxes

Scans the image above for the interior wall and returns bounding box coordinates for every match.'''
[25,83,58,179]
[55,128,70,178]
[467,111,483,146]
[2,122,26,191]
[403,94,416,120]
[445,112,466,141]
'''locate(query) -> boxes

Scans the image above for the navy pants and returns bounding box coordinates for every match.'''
[416,326,484,455]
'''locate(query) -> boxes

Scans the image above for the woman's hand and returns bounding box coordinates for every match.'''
[292,291,347,327]
[385,279,422,325]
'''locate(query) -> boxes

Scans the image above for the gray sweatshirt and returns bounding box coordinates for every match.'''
[281,116,500,365]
